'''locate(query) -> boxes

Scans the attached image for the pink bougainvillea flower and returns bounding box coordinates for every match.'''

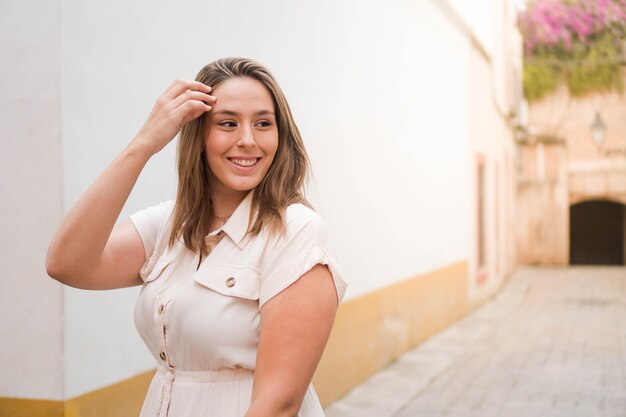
[518,0,626,53]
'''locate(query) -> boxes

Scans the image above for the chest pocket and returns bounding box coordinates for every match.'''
[194,265,261,300]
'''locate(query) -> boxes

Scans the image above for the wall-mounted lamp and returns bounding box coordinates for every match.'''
[590,111,626,156]
[590,112,606,147]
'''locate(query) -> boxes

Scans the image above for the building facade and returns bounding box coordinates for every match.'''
[517,75,626,266]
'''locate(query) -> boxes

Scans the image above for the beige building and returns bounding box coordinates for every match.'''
[517,73,626,265]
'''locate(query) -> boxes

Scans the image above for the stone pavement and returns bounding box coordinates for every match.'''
[324,267,626,417]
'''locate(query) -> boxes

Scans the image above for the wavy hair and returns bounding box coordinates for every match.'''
[167,57,313,256]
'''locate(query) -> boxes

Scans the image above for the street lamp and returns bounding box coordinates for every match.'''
[590,112,606,147]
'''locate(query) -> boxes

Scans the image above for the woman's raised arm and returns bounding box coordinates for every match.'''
[45,80,215,290]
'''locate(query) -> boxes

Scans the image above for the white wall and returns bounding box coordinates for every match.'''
[465,0,521,304]
[0,0,65,400]
[61,0,473,398]
[2,0,477,400]
[446,0,497,57]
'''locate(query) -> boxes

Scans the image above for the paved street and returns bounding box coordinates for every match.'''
[324,267,626,417]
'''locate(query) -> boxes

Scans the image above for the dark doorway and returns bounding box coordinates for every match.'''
[570,200,625,265]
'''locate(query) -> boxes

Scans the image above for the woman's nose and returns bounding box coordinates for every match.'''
[238,124,256,146]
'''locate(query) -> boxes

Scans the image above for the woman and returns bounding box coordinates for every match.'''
[46,57,347,417]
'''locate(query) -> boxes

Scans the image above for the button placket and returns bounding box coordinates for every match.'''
[143,250,190,417]
[159,297,177,417]
[162,300,173,368]
[153,297,174,369]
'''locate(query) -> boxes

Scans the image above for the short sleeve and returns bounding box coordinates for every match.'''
[129,200,175,281]
[259,207,348,309]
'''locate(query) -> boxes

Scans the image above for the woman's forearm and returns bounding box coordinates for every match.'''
[244,397,300,417]
[45,138,153,285]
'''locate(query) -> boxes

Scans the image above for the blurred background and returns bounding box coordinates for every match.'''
[1,0,624,416]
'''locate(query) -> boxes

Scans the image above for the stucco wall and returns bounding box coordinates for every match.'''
[0,0,65,400]
[2,0,523,402]
[58,0,472,398]
[458,0,520,303]
[468,46,519,302]
[520,75,626,265]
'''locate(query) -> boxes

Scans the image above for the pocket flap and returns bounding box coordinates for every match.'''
[194,265,260,300]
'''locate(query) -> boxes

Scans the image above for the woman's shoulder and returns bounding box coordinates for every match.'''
[157,199,176,213]
[284,202,325,230]
[272,202,333,246]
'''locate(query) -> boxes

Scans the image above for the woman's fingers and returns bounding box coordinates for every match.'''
[179,100,213,126]
[132,79,214,155]
[163,79,212,100]
[170,89,216,110]
[170,89,215,126]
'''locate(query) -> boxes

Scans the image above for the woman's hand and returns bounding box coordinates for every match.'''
[132,79,216,155]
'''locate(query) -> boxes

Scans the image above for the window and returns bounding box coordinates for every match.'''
[477,156,487,283]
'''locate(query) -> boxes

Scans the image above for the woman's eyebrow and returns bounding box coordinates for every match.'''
[212,109,275,116]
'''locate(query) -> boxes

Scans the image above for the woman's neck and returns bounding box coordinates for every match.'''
[208,189,249,232]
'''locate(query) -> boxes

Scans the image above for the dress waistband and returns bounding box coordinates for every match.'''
[156,366,254,383]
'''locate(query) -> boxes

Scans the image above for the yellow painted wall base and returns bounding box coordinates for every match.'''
[64,371,155,417]
[2,261,468,416]
[0,371,155,417]
[0,398,64,417]
[312,260,469,405]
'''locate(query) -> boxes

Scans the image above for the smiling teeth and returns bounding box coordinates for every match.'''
[231,158,258,167]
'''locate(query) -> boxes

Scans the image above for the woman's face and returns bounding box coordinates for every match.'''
[204,76,279,196]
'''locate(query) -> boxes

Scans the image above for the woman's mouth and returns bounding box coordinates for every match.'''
[227,157,261,170]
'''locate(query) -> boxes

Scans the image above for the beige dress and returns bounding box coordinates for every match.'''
[129,189,348,417]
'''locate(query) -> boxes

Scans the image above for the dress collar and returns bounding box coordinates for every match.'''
[206,189,256,250]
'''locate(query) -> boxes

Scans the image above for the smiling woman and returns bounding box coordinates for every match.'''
[203,77,279,209]
[45,57,347,417]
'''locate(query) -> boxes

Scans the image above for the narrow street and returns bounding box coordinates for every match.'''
[325,267,626,417]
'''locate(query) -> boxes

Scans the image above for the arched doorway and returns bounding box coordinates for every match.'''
[569,200,626,265]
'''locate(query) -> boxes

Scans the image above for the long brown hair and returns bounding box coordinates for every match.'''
[167,57,313,256]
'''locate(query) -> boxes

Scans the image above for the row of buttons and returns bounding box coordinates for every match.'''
[157,302,169,365]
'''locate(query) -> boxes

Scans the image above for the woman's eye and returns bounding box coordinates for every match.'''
[256,120,272,127]
[219,121,237,127]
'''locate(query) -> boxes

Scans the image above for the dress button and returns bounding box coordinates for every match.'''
[158,305,164,314]
[159,351,167,361]
[226,277,236,287]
